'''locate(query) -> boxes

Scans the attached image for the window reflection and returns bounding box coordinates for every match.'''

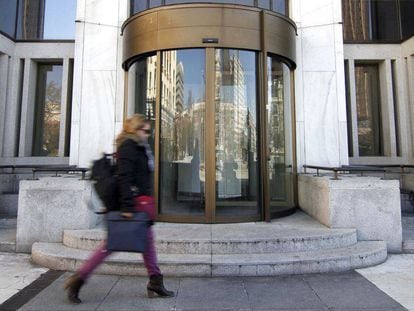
[130,0,288,16]
[355,63,383,156]
[342,0,401,42]
[159,49,206,215]
[127,55,157,149]
[33,63,63,156]
[267,56,293,215]
[0,1,18,37]
[215,49,259,216]
[15,0,76,40]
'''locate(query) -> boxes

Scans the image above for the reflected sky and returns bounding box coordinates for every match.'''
[43,0,76,39]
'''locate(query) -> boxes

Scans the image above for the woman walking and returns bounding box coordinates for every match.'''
[64,114,174,303]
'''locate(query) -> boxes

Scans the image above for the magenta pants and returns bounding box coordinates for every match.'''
[78,200,160,280]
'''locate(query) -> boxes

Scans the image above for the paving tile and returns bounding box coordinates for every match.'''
[175,277,250,310]
[19,273,119,311]
[243,275,325,310]
[304,272,405,310]
[97,276,178,311]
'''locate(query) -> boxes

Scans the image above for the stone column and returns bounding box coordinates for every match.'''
[291,0,348,170]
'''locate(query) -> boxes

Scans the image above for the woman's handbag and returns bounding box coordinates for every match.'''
[106,211,149,252]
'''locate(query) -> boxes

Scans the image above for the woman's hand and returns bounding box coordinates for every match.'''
[121,212,134,219]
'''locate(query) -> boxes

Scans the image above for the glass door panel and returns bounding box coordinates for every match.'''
[267,55,294,215]
[159,49,206,216]
[214,49,260,218]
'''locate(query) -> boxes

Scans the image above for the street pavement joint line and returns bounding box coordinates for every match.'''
[210,224,213,277]
[302,275,330,311]
[94,275,121,311]
[241,279,253,310]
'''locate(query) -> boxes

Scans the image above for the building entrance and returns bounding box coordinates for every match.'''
[122,4,297,223]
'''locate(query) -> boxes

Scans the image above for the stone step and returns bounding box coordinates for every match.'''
[0,228,16,252]
[63,226,358,254]
[31,241,387,277]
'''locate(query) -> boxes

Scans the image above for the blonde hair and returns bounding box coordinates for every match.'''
[115,114,149,148]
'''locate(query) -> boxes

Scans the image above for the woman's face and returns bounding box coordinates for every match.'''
[136,123,151,142]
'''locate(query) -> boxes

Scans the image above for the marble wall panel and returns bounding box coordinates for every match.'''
[85,0,119,26]
[303,71,339,166]
[83,24,119,71]
[301,25,336,72]
[299,0,337,27]
[78,70,116,167]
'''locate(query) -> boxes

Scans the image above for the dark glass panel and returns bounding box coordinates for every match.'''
[0,0,18,37]
[344,60,353,157]
[131,0,148,14]
[371,0,399,41]
[272,0,286,14]
[64,59,74,157]
[149,0,162,8]
[258,0,270,10]
[355,63,383,156]
[400,0,414,40]
[33,63,63,156]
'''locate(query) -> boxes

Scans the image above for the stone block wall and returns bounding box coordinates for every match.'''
[298,174,402,252]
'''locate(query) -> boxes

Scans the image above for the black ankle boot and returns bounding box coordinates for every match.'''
[64,273,85,304]
[147,274,174,298]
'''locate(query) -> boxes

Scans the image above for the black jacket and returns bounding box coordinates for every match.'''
[117,138,152,212]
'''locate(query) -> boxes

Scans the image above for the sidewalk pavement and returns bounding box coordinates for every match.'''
[0,252,413,311]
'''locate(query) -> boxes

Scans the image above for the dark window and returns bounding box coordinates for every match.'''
[149,0,162,8]
[391,60,400,156]
[33,63,63,156]
[400,0,414,40]
[342,0,414,42]
[344,60,353,157]
[258,0,270,9]
[354,63,383,156]
[272,0,287,14]
[64,59,74,157]
[0,0,18,38]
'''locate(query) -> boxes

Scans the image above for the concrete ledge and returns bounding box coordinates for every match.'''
[298,174,402,252]
[16,177,103,253]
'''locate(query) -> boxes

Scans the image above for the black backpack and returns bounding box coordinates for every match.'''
[90,153,119,212]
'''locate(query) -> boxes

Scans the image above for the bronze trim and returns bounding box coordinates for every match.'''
[121,4,296,70]
[205,48,215,223]
[260,11,270,222]
[154,50,162,218]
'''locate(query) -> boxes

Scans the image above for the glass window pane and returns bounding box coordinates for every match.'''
[258,0,270,10]
[33,63,63,156]
[128,55,157,149]
[272,0,286,14]
[215,49,259,216]
[342,0,400,42]
[159,49,206,216]
[43,0,76,39]
[131,0,148,14]
[16,0,76,40]
[371,0,399,41]
[400,0,414,40]
[149,0,162,8]
[267,55,294,214]
[165,0,254,4]
[0,0,18,37]
[355,63,383,156]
